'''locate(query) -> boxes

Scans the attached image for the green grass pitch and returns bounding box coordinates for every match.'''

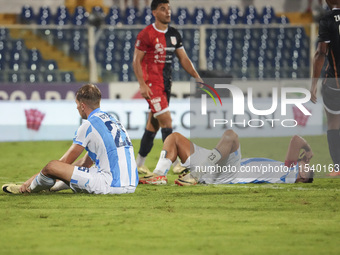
[0,135,339,255]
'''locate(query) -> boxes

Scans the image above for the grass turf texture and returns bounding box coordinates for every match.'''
[0,135,339,255]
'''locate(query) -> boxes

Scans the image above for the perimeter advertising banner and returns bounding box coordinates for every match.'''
[0,97,323,142]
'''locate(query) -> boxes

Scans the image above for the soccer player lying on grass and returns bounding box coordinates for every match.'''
[138,130,314,185]
[2,84,138,194]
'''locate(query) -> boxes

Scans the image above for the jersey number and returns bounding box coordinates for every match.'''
[105,120,132,147]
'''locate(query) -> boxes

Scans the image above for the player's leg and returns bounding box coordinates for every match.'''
[325,110,340,174]
[136,112,159,174]
[29,160,74,193]
[139,132,191,184]
[155,110,173,141]
[189,129,240,181]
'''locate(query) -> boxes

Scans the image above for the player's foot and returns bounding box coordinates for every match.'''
[174,173,198,186]
[172,163,188,175]
[137,165,152,175]
[139,174,167,185]
[2,184,22,194]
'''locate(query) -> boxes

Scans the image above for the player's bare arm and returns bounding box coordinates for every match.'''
[175,48,201,79]
[310,42,328,103]
[285,135,313,164]
[133,48,153,99]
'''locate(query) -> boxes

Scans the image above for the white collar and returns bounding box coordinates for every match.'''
[152,23,168,33]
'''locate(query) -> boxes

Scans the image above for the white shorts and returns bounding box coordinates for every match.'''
[70,166,136,195]
[182,143,242,184]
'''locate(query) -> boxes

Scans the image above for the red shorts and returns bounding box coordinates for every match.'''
[146,90,169,117]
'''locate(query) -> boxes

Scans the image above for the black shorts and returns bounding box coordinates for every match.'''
[322,84,340,114]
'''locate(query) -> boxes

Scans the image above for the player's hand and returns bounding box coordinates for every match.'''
[300,150,313,163]
[140,84,153,99]
[20,182,31,193]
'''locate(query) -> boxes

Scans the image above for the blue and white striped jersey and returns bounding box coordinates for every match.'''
[73,108,138,187]
[232,158,299,184]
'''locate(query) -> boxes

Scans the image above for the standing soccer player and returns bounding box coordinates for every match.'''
[133,0,201,175]
[3,84,138,194]
[310,0,340,176]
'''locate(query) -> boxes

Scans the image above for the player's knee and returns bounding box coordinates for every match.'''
[223,129,238,141]
[42,160,59,176]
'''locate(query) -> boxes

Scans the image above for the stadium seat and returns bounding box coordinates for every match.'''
[124,7,138,25]
[140,7,154,25]
[54,5,70,25]
[8,72,22,83]
[277,15,290,24]
[209,7,224,25]
[60,71,75,82]
[174,7,190,25]
[45,60,58,71]
[105,6,122,25]
[44,72,58,82]
[36,6,52,25]
[243,5,259,24]
[192,7,207,25]
[72,6,88,25]
[0,28,8,40]
[226,6,241,24]
[260,6,275,24]
[11,39,25,52]
[26,72,42,83]
[20,5,35,24]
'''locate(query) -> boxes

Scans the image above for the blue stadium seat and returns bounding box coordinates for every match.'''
[72,6,88,25]
[124,7,138,25]
[44,72,58,82]
[277,15,290,24]
[60,71,75,82]
[54,5,70,25]
[36,6,52,25]
[140,7,154,25]
[226,6,241,24]
[20,5,35,24]
[260,6,275,24]
[243,5,259,24]
[209,7,224,25]
[8,72,22,83]
[0,28,8,40]
[45,60,58,71]
[11,39,25,51]
[192,7,207,25]
[174,7,190,25]
[26,71,42,83]
[105,6,122,25]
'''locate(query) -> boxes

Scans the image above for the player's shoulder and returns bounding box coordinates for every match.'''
[167,25,181,35]
[139,24,154,34]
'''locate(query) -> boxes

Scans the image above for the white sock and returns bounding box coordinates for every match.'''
[29,172,56,193]
[136,154,146,167]
[153,150,172,176]
[50,181,70,192]
[172,158,180,166]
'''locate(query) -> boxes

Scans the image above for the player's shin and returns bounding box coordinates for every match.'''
[153,150,172,176]
[29,172,56,193]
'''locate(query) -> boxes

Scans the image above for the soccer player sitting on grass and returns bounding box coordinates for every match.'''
[138,130,314,185]
[2,84,139,194]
